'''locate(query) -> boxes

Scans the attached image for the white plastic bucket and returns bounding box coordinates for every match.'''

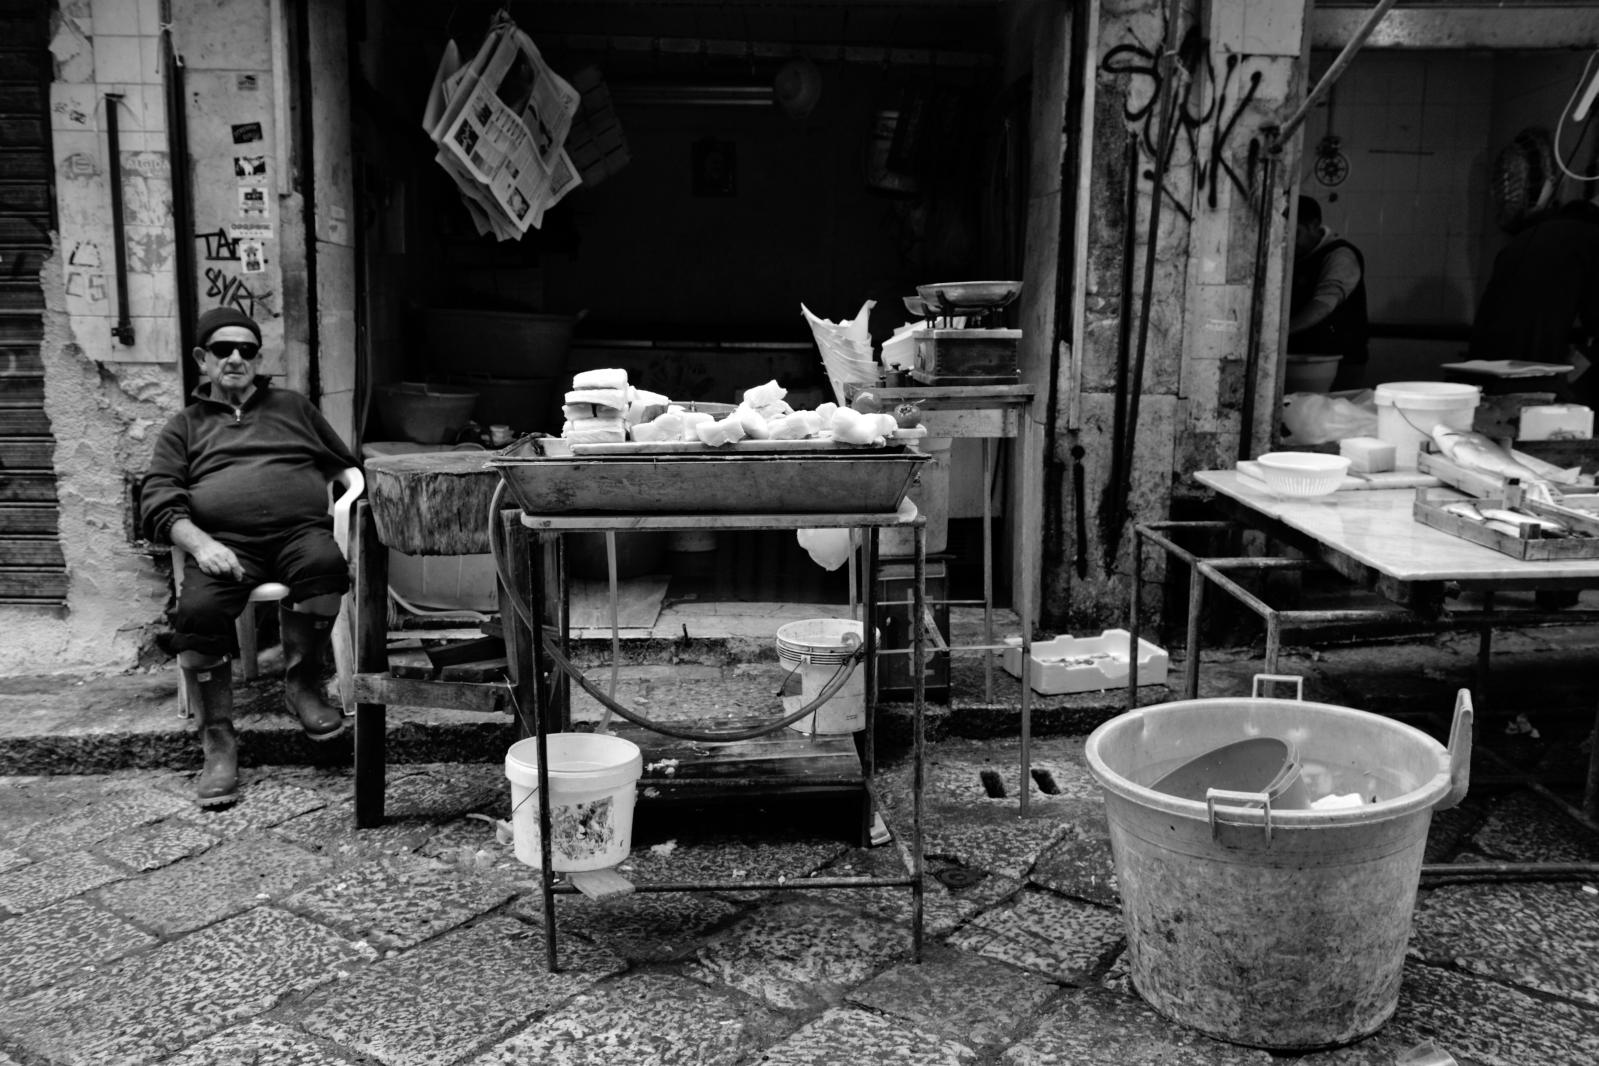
[504,733,643,871]
[776,618,872,734]
[1085,686,1472,1050]
[1374,382,1480,468]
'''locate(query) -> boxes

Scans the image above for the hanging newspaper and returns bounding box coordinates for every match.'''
[423,18,581,238]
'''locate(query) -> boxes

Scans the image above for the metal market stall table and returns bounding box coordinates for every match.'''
[344,489,930,972]
[864,384,1039,809]
[516,508,929,971]
[1130,469,1599,818]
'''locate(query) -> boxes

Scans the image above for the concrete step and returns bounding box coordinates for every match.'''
[0,606,1180,776]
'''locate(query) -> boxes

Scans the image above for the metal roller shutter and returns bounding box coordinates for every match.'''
[0,0,63,604]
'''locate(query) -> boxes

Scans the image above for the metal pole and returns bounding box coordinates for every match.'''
[1275,0,1402,149]
[103,94,135,347]
[911,520,926,961]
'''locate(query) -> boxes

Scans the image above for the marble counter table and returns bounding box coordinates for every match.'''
[1159,470,1599,817]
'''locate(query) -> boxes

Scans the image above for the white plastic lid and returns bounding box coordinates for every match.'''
[1373,381,1481,410]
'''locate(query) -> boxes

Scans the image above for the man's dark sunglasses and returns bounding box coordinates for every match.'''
[206,341,261,360]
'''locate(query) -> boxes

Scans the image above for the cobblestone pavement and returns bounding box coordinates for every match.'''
[0,625,1597,1065]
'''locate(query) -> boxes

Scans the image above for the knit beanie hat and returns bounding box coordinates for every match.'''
[196,306,262,348]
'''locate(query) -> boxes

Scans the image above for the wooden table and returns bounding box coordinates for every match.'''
[1133,470,1599,817]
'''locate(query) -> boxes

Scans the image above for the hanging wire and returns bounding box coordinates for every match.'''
[486,478,874,743]
[1553,48,1599,183]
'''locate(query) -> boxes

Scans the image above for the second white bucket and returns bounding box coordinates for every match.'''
[776,618,872,734]
[1374,382,1480,468]
[504,733,643,871]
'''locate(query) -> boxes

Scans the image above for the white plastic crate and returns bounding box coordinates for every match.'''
[1001,628,1169,695]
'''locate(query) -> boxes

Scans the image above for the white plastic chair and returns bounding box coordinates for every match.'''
[174,467,364,716]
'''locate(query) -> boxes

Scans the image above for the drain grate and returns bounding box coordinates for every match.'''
[933,865,990,890]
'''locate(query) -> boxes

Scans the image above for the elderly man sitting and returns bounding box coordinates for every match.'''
[141,307,360,807]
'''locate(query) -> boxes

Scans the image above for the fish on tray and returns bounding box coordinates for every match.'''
[1429,425,1560,503]
[1441,499,1580,539]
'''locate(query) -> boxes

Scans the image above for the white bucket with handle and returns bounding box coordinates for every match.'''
[776,618,874,734]
[1374,382,1480,468]
[504,733,642,871]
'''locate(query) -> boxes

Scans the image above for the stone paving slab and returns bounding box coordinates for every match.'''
[949,886,1124,984]
[0,906,371,1065]
[160,1020,358,1066]
[93,834,333,935]
[0,849,127,914]
[1003,986,1276,1065]
[847,945,1060,1050]
[462,971,789,1066]
[293,915,624,1066]
[757,1006,978,1065]
[1410,881,1599,1008]
[282,852,519,951]
[686,897,910,1011]
[0,897,158,1000]
[1292,962,1599,1066]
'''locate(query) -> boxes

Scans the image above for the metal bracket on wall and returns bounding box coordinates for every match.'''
[104,93,135,347]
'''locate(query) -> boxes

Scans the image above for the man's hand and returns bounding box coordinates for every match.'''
[170,518,247,582]
[191,539,246,582]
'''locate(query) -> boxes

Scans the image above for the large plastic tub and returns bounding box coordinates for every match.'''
[1085,679,1472,1050]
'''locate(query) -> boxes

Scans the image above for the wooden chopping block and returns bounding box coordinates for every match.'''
[364,451,503,555]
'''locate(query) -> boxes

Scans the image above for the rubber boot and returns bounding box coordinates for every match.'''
[280,607,347,740]
[182,663,239,808]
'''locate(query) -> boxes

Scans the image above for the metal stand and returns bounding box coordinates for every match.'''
[516,509,928,973]
[865,384,1037,811]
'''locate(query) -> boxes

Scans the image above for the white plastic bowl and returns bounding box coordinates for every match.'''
[1255,451,1350,497]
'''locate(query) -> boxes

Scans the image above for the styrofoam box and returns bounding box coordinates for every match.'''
[1000,628,1169,695]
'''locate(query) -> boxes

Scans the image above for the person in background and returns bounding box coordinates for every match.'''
[1469,198,1599,409]
[141,307,360,808]
[1289,194,1369,391]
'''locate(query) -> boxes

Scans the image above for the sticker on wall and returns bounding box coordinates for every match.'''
[238,240,266,274]
[237,74,258,92]
[327,218,348,244]
[231,221,272,241]
[238,185,268,218]
[234,155,267,181]
[231,121,264,144]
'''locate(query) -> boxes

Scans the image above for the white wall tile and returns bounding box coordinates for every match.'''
[91,0,139,36]
[137,0,164,36]
[50,83,99,132]
[140,35,161,83]
[92,34,141,84]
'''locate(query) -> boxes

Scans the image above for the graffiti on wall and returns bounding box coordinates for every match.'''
[202,266,270,319]
[64,240,108,314]
[1101,22,1269,217]
[195,228,275,320]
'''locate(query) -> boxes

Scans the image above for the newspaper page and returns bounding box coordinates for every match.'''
[429,22,582,236]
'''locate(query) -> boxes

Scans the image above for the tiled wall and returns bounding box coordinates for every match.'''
[1298,48,1593,383]
[1299,51,1494,328]
[49,0,177,364]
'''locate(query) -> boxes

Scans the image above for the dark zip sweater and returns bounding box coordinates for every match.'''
[1289,238,1369,364]
[141,377,359,544]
